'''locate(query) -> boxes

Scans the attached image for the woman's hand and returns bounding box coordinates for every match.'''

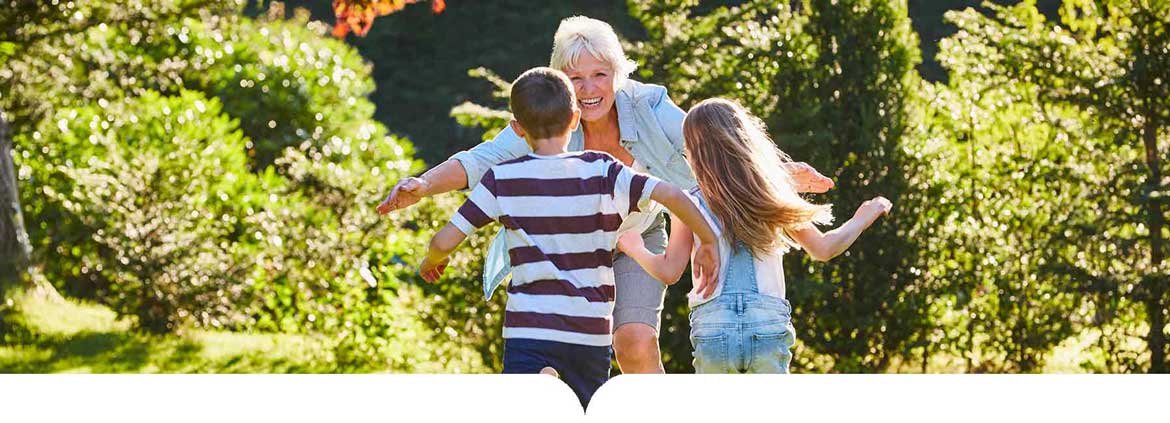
[377,177,431,214]
[785,162,835,193]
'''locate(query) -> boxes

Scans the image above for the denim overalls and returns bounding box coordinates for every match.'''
[689,195,798,373]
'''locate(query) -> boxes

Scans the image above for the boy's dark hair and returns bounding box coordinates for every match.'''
[509,67,578,140]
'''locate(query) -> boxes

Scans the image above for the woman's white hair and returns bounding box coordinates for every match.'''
[550,16,638,85]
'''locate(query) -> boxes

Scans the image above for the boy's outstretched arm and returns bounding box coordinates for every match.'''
[790,196,891,262]
[617,213,695,285]
[420,223,467,282]
[419,168,501,282]
[649,183,721,298]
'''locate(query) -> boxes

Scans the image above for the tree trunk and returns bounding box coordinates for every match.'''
[1141,123,1167,373]
[0,111,33,300]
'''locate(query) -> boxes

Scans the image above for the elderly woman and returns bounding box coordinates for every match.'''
[377,16,832,373]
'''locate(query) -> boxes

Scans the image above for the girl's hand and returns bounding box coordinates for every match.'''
[854,196,893,221]
[690,242,721,298]
[616,231,647,255]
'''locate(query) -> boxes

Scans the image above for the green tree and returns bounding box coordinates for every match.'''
[942,0,1169,372]
[28,91,267,332]
[627,0,927,372]
[3,0,492,371]
[0,112,31,300]
[793,0,925,372]
[911,76,1110,372]
[4,0,381,304]
[1,0,236,303]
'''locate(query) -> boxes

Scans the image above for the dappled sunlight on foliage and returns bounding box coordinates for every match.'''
[1,0,1165,374]
[3,0,491,372]
[439,0,1168,373]
[628,0,926,373]
[615,0,1168,373]
[933,0,1170,372]
[26,90,267,332]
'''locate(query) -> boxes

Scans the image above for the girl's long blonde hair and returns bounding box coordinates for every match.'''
[683,98,833,256]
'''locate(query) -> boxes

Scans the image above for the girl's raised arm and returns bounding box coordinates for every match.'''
[789,196,892,262]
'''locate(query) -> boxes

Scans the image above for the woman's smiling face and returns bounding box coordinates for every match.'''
[562,53,617,123]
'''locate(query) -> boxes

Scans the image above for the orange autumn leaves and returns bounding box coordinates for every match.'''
[332,0,446,38]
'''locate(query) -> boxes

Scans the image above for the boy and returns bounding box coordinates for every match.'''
[419,67,720,407]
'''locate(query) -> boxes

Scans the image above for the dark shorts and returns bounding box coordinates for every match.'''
[502,338,612,408]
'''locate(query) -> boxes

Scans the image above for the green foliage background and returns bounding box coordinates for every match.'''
[2,0,1166,373]
[3,0,497,372]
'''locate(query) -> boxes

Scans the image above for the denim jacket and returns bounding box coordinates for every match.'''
[450,79,698,300]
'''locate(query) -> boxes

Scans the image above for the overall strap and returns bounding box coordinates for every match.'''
[690,188,758,295]
[720,240,758,294]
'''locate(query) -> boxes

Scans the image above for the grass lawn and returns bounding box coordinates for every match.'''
[0,292,337,373]
[1,289,1134,373]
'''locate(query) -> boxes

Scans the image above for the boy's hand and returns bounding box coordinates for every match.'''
[785,162,834,193]
[616,231,646,255]
[377,177,430,215]
[419,256,450,283]
[690,242,721,298]
[854,196,893,221]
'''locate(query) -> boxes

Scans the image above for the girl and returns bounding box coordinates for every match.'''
[617,98,892,373]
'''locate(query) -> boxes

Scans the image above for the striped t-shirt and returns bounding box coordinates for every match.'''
[449,151,661,347]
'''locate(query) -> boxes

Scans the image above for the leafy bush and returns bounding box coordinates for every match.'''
[627,0,928,373]
[624,0,1168,373]
[926,0,1169,372]
[23,91,265,332]
[5,0,494,372]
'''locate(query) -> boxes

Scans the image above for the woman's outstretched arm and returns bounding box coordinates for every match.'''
[376,159,468,214]
[377,125,531,214]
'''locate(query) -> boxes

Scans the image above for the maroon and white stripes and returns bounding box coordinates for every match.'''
[497,213,624,233]
[504,311,612,335]
[447,151,660,346]
[507,279,616,303]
